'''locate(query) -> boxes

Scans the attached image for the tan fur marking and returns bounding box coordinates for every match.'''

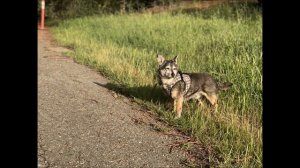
[173,99,177,112]
[199,91,218,107]
[175,96,183,119]
[207,94,218,106]
[171,89,179,99]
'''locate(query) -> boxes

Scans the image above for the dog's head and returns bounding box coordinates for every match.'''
[157,54,179,79]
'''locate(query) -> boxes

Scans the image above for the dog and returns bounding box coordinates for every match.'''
[156,54,233,119]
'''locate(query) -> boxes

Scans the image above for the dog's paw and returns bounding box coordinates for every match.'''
[165,102,173,110]
[213,104,218,112]
[174,115,181,119]
[210,105,218,113]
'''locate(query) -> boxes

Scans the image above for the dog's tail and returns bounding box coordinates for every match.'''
[217,81,233,91]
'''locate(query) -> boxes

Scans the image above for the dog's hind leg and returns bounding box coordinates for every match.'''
[199,91,218,111]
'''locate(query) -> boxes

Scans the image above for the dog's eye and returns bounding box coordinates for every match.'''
[166,67,170,70]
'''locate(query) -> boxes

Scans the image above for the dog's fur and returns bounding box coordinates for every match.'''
[156,54,233,118]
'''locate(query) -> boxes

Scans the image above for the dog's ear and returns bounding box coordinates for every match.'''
[173,55,178,63]
[157,54,165,65]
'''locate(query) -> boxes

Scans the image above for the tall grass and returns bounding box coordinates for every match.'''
[49,3,262,167]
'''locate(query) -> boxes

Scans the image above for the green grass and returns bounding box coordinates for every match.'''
[49,3,262,167]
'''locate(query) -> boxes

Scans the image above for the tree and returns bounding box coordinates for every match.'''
[120,0,126,14]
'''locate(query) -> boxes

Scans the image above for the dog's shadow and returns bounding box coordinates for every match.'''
[93,81,169,104]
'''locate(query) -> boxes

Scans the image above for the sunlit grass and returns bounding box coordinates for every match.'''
[49,3,262,167]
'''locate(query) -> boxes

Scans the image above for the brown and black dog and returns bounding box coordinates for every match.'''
[156,54,233,118]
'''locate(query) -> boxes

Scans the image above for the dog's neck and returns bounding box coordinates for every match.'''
[159,73,182,85]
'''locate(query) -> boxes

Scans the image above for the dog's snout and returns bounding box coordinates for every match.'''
[171,72,175,77]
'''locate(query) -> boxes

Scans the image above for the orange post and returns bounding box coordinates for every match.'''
[40,0,45,30]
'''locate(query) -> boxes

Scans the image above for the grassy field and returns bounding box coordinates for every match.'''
[49,3,262,167]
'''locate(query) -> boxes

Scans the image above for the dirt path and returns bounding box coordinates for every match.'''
[38,29,191,167]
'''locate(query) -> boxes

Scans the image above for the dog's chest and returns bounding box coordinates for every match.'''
[161,78,176,92]
[161,78,176,86]
[159,74,191,96]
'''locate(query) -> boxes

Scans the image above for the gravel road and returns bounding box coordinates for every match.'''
[38,29,188,168]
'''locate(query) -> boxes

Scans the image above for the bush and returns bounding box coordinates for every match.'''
[43,0,183,19]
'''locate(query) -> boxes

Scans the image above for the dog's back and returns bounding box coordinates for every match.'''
[186,73,217,94]
[179,72,232,102]
[186,73,232,93]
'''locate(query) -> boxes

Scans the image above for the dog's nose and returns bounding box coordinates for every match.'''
[171,73,175,77]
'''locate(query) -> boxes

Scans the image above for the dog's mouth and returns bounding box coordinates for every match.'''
[160,74,176,79]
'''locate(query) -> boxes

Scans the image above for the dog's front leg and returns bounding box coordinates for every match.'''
[173,99,177,113]
[171,82,185,119]
[171,91,182,119]
[174,96,183,119]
